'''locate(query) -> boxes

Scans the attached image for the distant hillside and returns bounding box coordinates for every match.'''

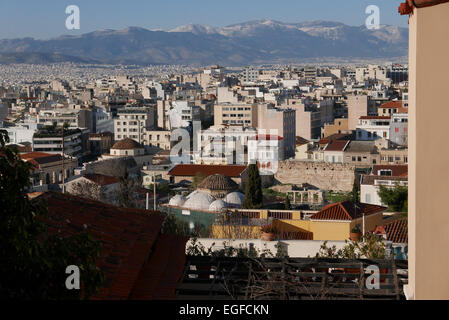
[0,20,408,66]
[0,52,99,64]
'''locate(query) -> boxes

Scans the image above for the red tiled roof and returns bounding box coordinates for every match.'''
[21,152,66,166]
[311,200,386,221]
[296,136,309,146]
[379,101,402,109]
[323,139,350,152]
[37,192,166,300]
[374,219,408,243]
[319,133,353,145]
[372,165,408,177]
[399,0,449,15]
[83,174,119,186]
[168,164,247,177]
[359,116,391,120]
[130,234,189,300]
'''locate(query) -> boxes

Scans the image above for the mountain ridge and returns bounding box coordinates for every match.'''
[0,20,408,66]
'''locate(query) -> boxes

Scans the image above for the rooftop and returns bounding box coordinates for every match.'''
[168,164,247,178]
[111,138,144,150]
[310,200,386,221]
[35,191,188,300]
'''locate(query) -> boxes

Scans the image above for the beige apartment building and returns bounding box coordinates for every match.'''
[280,99,321,140]
[399,0,449,299]
[146,129,171,150]
[379,148,408,165]
[257,104,296,159]
[214,103,258,127]
[114,107,155,144]
[347,94,377,131]
[322,118,350,138]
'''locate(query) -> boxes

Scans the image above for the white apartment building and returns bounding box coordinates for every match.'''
[168,101,200,129]
[114,107,155,144]
[3,122,41,144]
[242,67,259,83]
[356,116,391,141]
[194,125,257,165]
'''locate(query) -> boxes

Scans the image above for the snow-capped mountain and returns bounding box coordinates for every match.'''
[0,20,408,65]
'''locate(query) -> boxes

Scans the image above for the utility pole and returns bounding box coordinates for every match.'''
[153,172,157,210]
[61,124,65,193]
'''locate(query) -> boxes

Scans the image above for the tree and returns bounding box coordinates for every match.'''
[243,164,263,209]
[284,196,291,210]
[117,170,141,208]
[69,180,102,201]
[378,184,408,213]
[192,171,207,189]
[0,130,105,299]
[351,178,360,203]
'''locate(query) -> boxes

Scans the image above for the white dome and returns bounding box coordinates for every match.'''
[209,199,227,212]
[224,192,245,207]
[186,190,198,199]
[183,192,215,211]
[169,194,186,207]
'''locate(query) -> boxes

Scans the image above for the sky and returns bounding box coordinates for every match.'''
[0,0,409,39]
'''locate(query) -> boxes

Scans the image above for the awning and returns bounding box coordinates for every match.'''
[399,0,449,15]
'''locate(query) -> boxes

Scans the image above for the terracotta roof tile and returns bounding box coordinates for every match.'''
[323,140,350,152]
[399,0,449,15]
[83,174,119,186]
[37,192,165,300]
[374,219,408,243]
[372,165,408,177]
[130,234,189,300]
[311,200,386,221]
[168,164,247,177]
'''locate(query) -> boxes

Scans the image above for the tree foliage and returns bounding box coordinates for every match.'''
[243,164,263,209]
[192,171,207,189]
[318,234,386,259]
[284,196,291,210]
[0,130,104,299]
[378,184,408,213]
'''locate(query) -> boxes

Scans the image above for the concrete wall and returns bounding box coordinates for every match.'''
[190,238,348,258]
[275,160,356,191]
[408,3,449,300]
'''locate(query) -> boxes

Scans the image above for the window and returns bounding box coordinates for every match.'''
[365,193,371,203]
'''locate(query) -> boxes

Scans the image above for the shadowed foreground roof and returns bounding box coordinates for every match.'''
[311,200,386,221]
[168,164,247,177]
[36,192,188,300]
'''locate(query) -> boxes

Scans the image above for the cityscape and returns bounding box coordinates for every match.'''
[0,0,448,305]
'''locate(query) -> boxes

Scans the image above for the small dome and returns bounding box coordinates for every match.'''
[209,199,227,212]
[168,194,186,207]
[112,138,144,150]
[198,174,238,191]
[186,190,198,199]
[224,192,245,207]
[183,192,215,211]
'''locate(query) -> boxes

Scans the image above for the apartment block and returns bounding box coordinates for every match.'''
[114,107,155,144]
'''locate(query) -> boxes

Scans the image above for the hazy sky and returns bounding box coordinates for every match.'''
[0,0,408,39]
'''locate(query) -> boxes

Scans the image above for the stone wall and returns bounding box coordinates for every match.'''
[274,160,356,192]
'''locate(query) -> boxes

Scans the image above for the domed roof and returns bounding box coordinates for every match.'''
[168,194,186,207]
[209,199,227,212]
[198,174,238,191]
[112,138,144,150]
[183,192,215,211]
[224,192,245,207]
